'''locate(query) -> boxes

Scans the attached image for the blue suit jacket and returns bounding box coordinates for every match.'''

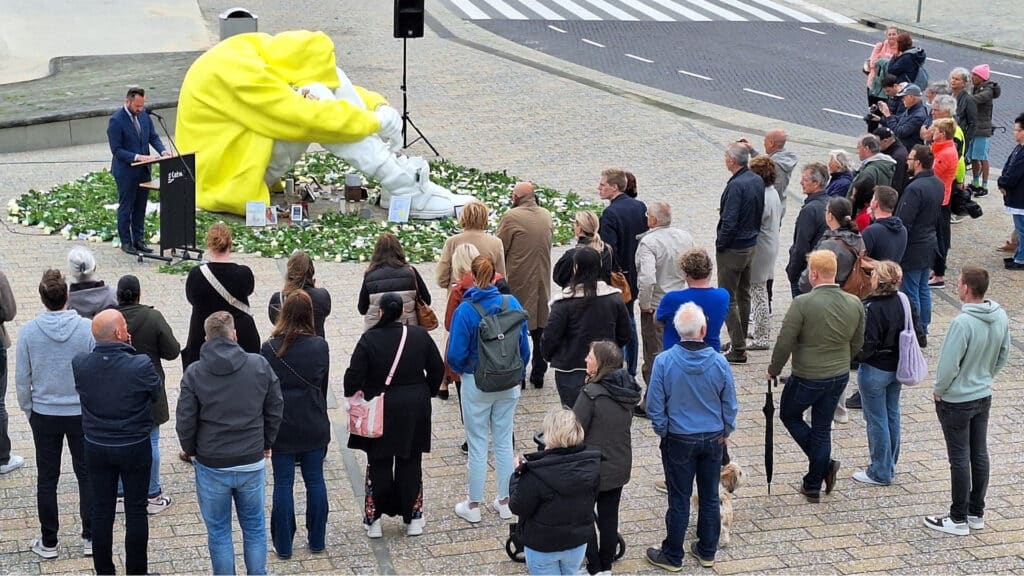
[107,107,165,184]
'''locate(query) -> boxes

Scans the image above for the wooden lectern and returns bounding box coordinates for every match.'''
[133,153,202,262]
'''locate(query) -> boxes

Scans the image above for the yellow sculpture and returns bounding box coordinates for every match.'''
[176,30,470,218]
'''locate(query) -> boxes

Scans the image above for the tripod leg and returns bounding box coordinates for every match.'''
[403,115,439,156]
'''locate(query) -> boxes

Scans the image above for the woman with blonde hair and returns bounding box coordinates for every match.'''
[182,223,259,368]
[553,210,614,288]
[268,250,332,337]
[435,201,505,288]
[509,408,601,575]
[826,150,856,198]
[853,260,921,486]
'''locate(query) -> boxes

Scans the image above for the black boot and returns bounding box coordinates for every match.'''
[529,327,546,388]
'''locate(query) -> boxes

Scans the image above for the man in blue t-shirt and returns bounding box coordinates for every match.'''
[656,248,730,351]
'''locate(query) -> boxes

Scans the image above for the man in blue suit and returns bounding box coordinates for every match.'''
[107,88,170,255]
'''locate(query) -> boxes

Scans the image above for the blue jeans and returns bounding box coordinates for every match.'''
[271,448,328,558]
[195,461,267,575]
[900,268,931,335]
[936,396,991,522]
[86,437,151,575]
[779,374,848,492]
[623,305,639,377]
[857,364,902,483]
[1013,214,1024,264]
[525,543,586,575]
[659,432,722,565]
[460,372,518,503]
[117,426,163,498]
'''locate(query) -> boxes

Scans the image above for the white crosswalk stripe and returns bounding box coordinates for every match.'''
[440,0,850,22]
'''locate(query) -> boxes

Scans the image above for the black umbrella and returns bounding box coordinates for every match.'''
[762,375,778,494]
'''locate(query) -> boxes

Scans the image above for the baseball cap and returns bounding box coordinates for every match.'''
[897,84,922,97]
[873,127,894,141]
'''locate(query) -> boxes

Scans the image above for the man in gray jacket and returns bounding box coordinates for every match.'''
[635,201,693,414]
[16,269,95,559]
[742,128,799,221]
[176,311,283,576]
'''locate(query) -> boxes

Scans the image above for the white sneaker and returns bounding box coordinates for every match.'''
[852,470,887,486]
[0,454,25,474]
[950,214,965,224]
[147,494,172,515]
[365,518,383,538]
[923,515,969,536]
[491,498,513,520]
[654,479,668,494]
[455,500,482,523]
[967,515,985,530]
[31,538,58,559]
[83,538,93,557]
[405,516,425,536]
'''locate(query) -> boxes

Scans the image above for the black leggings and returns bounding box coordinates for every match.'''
[365,453,423,524]
[586,486,623,573]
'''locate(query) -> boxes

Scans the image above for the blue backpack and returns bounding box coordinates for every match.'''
[914,66,929,90]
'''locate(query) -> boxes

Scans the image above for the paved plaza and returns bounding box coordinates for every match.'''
[1,1,1024,574]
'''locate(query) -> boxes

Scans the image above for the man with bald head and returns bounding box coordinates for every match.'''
[73,309,160,575]
[742,128,799,220]
[497,182,554,387]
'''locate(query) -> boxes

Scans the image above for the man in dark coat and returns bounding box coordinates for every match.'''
[715,143,764,364]
[106,87,170,255]
[598,169,648,377]
[999,113,1024,270]
[895,145,944,340]
[786,162,830,298]
[879,84,929,152]
[875,127,909,193]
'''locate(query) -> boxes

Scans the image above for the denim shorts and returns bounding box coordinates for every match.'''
[968,137,990,160]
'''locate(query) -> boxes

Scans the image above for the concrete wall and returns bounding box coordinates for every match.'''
[0,107,178,154]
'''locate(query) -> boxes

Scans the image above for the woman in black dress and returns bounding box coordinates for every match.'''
[181,223,260,368]
[344,293,444,538]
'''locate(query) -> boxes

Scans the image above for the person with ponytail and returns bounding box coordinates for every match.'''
[260,291,330,558]
[447,256,531,524]
[542,247,631,407]
[798,196,866,425]
[553,211,614,288]
[116,275,180,514]
[268,251,332,338]
[344,292,444,538]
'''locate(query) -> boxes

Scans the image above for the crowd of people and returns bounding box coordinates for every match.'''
[0,26,1021,574]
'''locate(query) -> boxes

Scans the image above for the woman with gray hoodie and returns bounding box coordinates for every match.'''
[66,246,116,320]
[573,340,641,575]
[15,269,96,559]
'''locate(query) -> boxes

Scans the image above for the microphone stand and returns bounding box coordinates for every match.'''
[149,110,195,184]
[145,110,202,263]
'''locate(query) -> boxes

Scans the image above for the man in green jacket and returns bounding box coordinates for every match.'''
[768,250,865,503]
[924,266,1008,536]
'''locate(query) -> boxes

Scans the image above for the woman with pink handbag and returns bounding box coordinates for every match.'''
[344,293,444,538]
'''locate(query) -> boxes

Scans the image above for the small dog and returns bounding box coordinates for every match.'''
[691,462,744,546]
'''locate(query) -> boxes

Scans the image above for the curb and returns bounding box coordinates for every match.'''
[852,15,1024,61]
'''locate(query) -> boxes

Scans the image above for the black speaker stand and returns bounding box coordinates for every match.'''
[400,37,439,156]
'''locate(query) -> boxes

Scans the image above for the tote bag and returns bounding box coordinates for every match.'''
[895,292,928,386]
[345,326,407,438]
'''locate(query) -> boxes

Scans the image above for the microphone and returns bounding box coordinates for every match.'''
[148,109,164,120]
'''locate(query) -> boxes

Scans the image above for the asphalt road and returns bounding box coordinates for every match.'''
[474,20,1024,165]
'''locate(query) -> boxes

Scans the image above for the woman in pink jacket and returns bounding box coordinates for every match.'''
[866,27,899,106]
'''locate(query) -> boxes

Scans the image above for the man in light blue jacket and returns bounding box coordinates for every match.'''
[15,269,95,559]
[645,302,738,571]
[924,266,1009,537]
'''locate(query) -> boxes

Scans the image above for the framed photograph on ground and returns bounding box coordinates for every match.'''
[290,204,304,222]
[265,206,278,225]
[388,196,411,222]
[245,201,267,227]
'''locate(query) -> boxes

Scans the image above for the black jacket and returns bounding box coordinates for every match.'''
[553,237,614,289]
[887,46,926,85]
[357,265,431,314]
[344,322,444,458]
[599,194,648,301]
[183,262,260,369]
[881,141,910,193]
[716,167,764,252]
[786,192,829,284]
[509,445,601,553]
[268,284,333,338]
[895,170,944,271]
[955,90,978,149]
[261,334,331,455]
[862,216,908,262]
[541,283,631,371]
[855,293,923,372]
[176,337,283,468]
[119,303,180,425]
[73,342,160,446]
[573,369,641,492]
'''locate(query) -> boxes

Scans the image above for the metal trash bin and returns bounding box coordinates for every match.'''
[219,7,258,40]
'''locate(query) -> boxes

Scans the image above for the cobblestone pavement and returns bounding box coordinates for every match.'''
[2,0,1024,574]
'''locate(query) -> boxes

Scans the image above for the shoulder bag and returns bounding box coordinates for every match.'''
[345,326,407,439]
[199,264,252,315]
[266,338,325,412]
[607,246,632,303]
[895,292,928,386]
[410,268,439,331]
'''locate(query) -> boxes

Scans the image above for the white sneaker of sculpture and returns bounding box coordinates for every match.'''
[264,68,473,220]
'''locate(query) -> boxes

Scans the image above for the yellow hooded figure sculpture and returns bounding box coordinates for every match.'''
[176,31,387,215]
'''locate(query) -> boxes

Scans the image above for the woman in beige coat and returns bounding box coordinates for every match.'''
[435,201,505,288]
